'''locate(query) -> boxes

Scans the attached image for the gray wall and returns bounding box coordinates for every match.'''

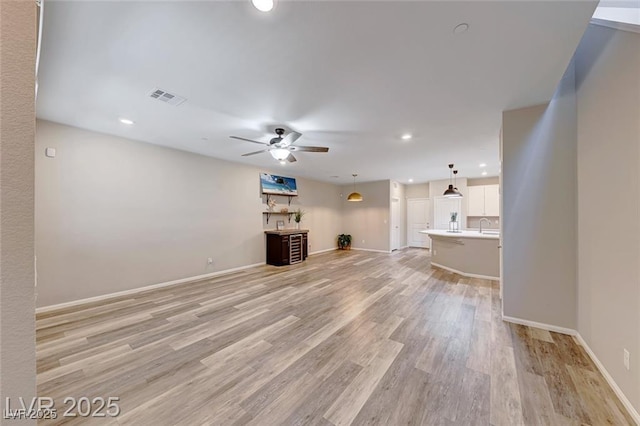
[341,180,391,252]
[575,24,640,413]
[501,63,577,329]
[405,183,429,199]
[0,1,37,421]
[35,120,343,307]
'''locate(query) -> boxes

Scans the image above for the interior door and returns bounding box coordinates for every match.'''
[391,198,400,251]
[407,198,430,249]
[433,197,462,230]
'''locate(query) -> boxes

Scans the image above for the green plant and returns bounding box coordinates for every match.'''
[450,211,458,222]
[294,208,306,223]
[337,234,352,250]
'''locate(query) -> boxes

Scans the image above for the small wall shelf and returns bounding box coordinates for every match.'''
[265,193,296,206]
[263,211,295,224]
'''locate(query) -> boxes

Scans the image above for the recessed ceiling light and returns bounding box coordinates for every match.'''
[481,171,488,176]
[408,178,414,183]
[279,160,286,165]
[401,134,412,140]
[453,23,469,34]
[252,0,274,12]
[479,163,486,168]
[119,118,134,125]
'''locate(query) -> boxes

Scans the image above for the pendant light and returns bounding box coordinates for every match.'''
[453,169,463,197]
[347,174,363,202]
[443,164,463,198]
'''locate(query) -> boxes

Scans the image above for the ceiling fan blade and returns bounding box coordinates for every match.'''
[289,146,329,153]
[286,153,297,163]
[230,136,268,146]
[241,149,268,157]
[281,131,302,146]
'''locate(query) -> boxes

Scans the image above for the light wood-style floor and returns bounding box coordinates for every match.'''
[36,249,634,425]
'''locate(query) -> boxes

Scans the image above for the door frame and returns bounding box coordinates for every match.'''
[406,197,430,249]
[390,197,401,251]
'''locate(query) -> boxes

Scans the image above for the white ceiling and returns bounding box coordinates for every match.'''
[37,0,597,184]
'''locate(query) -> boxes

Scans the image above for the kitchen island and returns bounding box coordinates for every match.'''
[419,229,500,280]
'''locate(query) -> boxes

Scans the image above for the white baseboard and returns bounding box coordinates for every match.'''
[501,315,577,336]
[351,247,392,254]
[430,262,499,281]
[36,262,265,314]
[575,334,640,425]
[309,247,336,256]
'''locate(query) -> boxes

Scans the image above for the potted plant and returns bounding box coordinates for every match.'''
[337,234,352,250]
[294,208,305,229]
[449,211,459,232]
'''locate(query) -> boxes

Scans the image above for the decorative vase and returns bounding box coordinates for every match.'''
[448,220,459,233]
[295,222,300,229]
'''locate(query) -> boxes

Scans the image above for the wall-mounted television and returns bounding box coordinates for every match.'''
[260,173,298,196]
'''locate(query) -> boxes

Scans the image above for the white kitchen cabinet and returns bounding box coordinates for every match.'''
[467,186,485,216]
[484,184,500,216]
[467,184,499,216]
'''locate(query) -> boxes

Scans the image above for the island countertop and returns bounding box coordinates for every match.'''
[419,229,499,240]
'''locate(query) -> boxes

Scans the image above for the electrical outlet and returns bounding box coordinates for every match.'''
[207,258,213,265]
[362,239,365,244]
[624,349,630,370]
[433,250,437,256]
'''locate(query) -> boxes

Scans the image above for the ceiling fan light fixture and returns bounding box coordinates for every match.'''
[270,148,289,161]
[251,0,274,12]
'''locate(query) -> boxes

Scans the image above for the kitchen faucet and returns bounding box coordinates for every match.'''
[479,218,492,233]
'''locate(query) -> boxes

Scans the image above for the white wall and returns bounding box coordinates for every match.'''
[0,1,37,420]
[341,180,391,252]
[575,24,640,414]
[501,63,578,330]
[35,120,343,307]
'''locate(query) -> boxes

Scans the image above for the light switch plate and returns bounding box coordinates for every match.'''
[45,147,56,158]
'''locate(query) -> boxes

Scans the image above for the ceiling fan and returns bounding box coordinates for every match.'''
[230,128,329,163]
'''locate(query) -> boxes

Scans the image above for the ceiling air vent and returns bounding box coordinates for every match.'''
[147,88,186,106]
